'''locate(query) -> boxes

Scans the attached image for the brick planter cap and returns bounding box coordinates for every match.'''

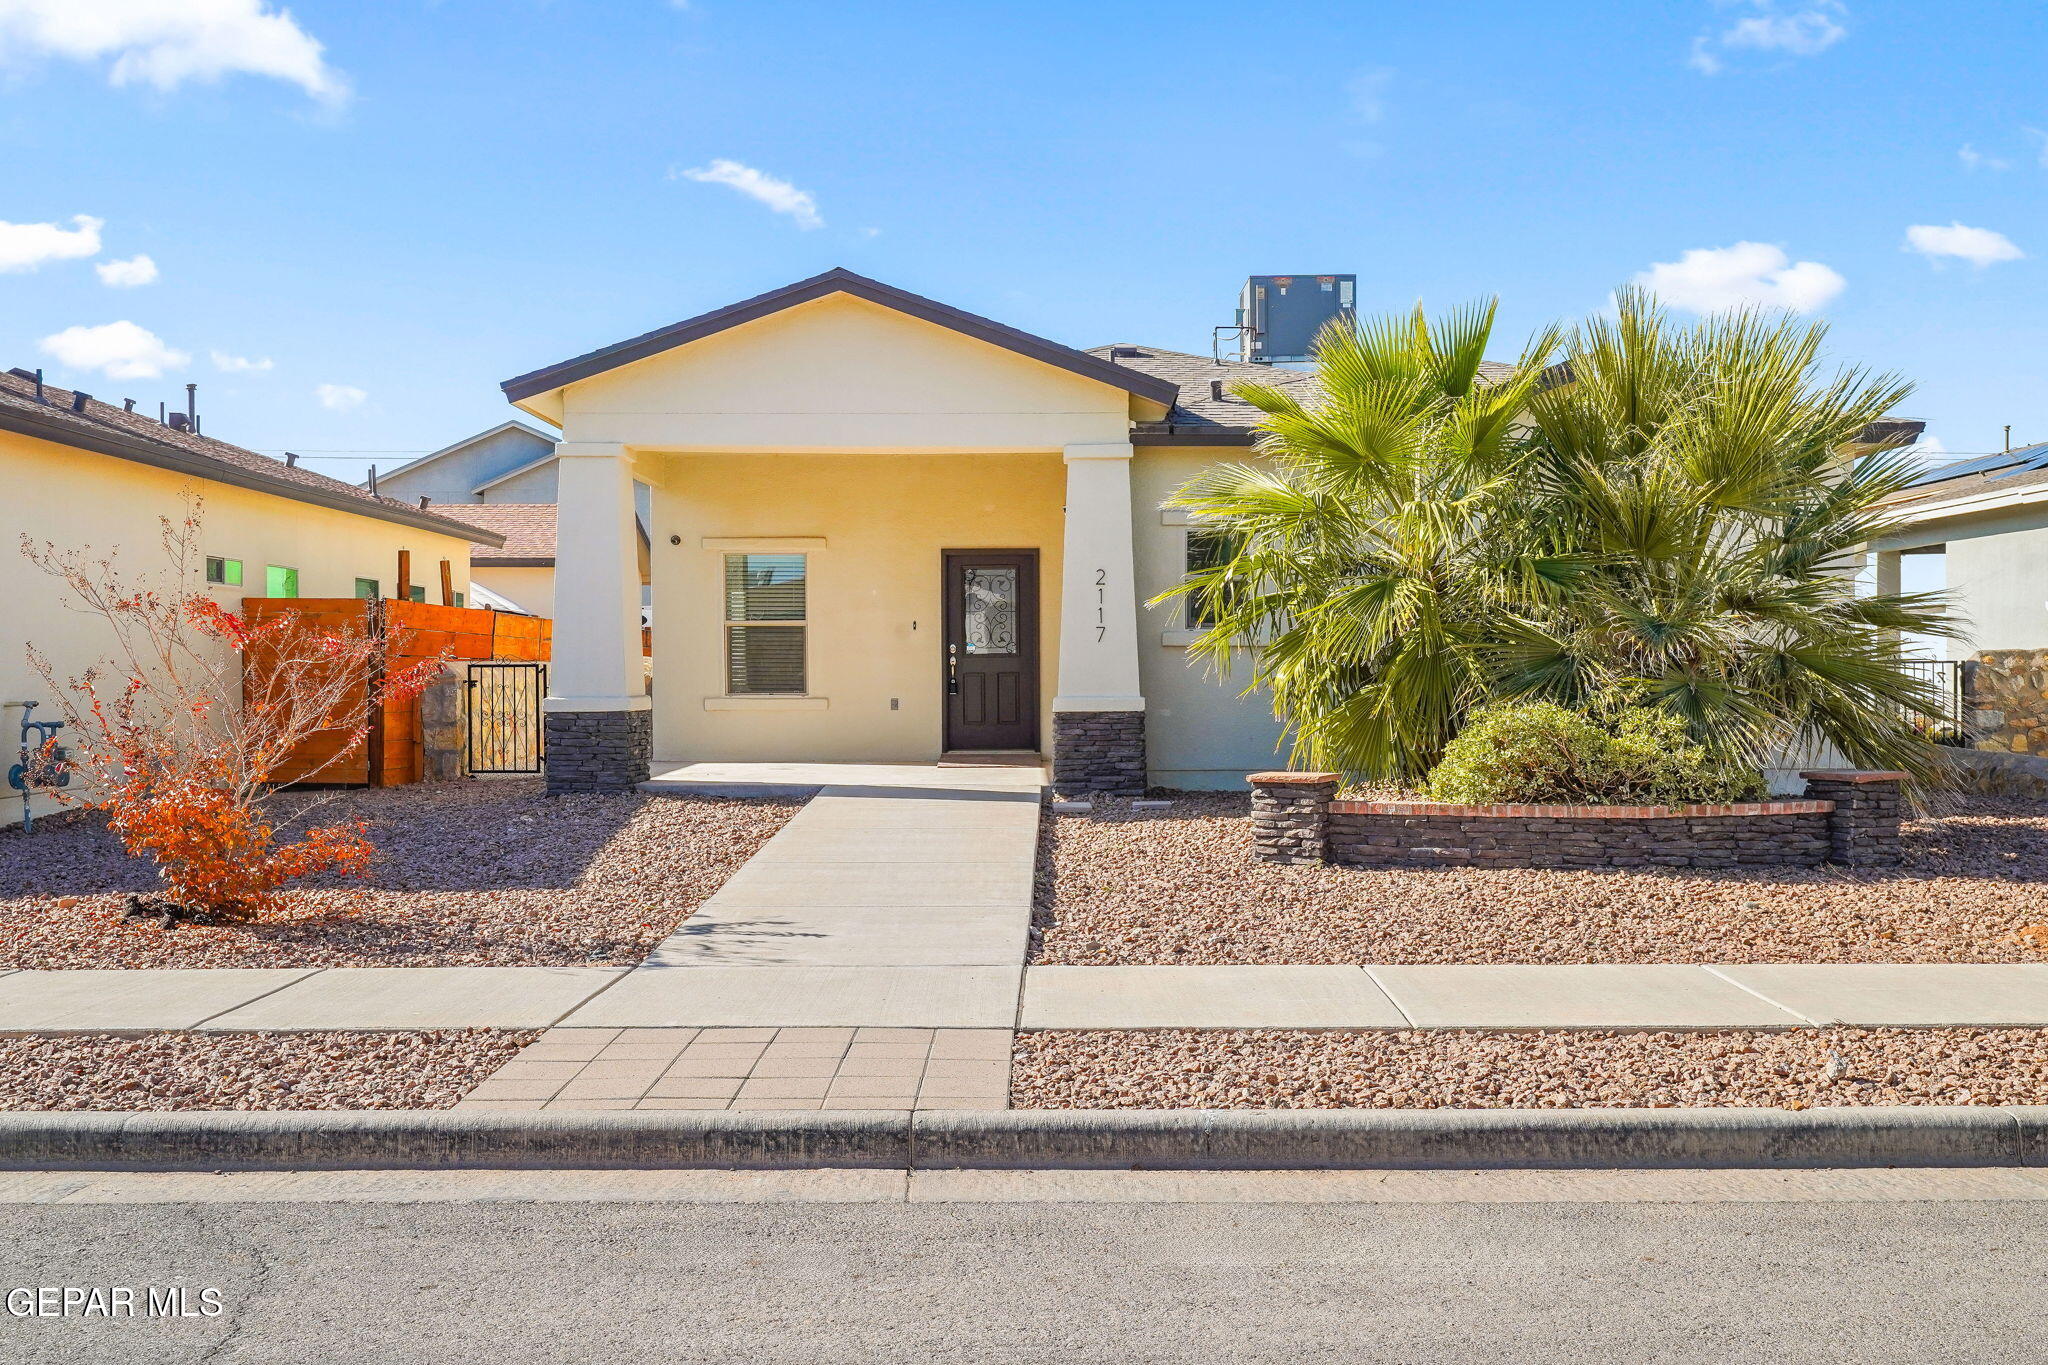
[1799,770,1910,784]
[1330,799,1833,819]
[1247,771,1342,785]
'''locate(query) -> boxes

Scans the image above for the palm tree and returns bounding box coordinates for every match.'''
[1160,289,1958,786]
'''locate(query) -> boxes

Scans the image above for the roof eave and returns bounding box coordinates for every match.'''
[0,403,507,547]
[500,268,1182,409]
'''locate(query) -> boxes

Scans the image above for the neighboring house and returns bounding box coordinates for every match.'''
[497,267,1440,794]
[0,366,504,828]
[1875,443,2048,657]
[373,419,653,614]
[451,503,653,620]
[370,420,560,506]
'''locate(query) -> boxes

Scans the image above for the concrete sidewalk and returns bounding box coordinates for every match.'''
[8,962,2048,1033]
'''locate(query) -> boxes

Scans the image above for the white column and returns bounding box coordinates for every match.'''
[545,442,648,713]
[1053,441,1145,712]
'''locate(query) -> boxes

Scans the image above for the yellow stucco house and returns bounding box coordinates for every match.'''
[0,366,503,826]
[501,268,1337,796]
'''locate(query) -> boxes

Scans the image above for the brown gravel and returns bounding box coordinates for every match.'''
[1012,1028,2048,1109]
[0,1029,536,1110]
[0,780,801,968]
[1033,793,2048,965]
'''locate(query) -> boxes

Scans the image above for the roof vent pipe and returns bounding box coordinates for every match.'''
[1209,379,1224,402]
[167,412,190,432]
[419,496,431,509]
[33,369,44,403]
[284,452,298,467]
[185,382,196,426]
[69,391,89,412]
[368,465,378,497]
[123,398,135,412]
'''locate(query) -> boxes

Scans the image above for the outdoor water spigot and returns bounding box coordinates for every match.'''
[8,700,71,832]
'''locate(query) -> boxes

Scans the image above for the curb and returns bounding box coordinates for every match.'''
[2,1106,2045,1172]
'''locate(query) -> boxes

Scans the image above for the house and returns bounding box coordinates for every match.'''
[1875,443,2048,790]
[373,421,652,617]
[498,267,1396,795]
[0,366,504,827]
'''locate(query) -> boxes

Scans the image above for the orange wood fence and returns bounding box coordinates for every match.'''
[243,599,552,788]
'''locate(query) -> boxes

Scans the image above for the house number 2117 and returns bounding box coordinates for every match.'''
[1095,569,1107,641]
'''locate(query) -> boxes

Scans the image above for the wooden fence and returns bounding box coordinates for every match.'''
[243,598,552,788]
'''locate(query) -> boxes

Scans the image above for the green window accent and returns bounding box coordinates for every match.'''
[723,553,806,694]
[265,565,299,598]
[354,578,380,600]
[408,585,427,603]
[205,556,243,586]
[453,591,465,608]
[1184,529,1240,629]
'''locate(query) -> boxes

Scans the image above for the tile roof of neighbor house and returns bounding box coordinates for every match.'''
[0,368,506,546]
[501,266,1183,409]
[1090,344,1521,443]
[455,503,557,565]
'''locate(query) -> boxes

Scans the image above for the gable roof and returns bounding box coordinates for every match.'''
[500,267,1182,408]
[1092,344,1520,445]
[373,419,557,488]
[472,447,560,496]
[0,368,505,546]
[457,503,557,565]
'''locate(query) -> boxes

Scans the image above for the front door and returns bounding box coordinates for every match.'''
[943,550,1038,752]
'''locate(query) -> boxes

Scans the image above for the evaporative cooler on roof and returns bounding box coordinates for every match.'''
[1238,274,1356,364]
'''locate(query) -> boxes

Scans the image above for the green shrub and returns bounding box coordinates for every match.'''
[1422,702,1767,807]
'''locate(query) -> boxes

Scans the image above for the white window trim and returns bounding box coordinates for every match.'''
[704,696,829,711]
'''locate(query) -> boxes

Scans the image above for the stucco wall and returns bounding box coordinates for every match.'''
[1945,520,2048,651]
[471,565,556,619]
[649,452,1063,763]
[1,428,475,827]
[1130,445,1287,788]
[479,461,560,503]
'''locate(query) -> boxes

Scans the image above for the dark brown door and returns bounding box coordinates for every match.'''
[943,550,1038,752]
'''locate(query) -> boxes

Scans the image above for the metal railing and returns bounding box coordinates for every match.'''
[1901,658,1967,744]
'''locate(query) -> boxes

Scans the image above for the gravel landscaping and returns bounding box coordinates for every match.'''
[0,780,802,968]
[1033,793,2048,965]
[0,1029,536,1110]
[1011,1027,2048,1109]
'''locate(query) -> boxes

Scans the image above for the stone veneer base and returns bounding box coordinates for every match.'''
[544,708,652,795]
[1051,710,1146,797]
[1248,772,1906,870]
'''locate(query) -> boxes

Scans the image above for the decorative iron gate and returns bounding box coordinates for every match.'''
[466,662,546,774]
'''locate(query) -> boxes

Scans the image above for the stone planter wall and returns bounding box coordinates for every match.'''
[1967,649,2048,757]
[1051,710,1146,796]
[544,708,651,795]
[1247,771,1906,870]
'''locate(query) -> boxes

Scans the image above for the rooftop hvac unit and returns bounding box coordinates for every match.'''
[1237,274,1356,364]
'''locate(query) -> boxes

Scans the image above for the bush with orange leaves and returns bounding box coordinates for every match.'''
[21,499,445,922]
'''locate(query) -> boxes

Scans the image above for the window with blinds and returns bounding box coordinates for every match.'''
[724,553,807,694]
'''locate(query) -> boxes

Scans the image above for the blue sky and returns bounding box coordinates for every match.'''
[1,0,2044,485]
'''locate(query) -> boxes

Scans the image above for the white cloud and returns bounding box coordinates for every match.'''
[0,213,102,272]
[1959,143,2010,172]
[40,320,188,380]
[1634,241,1846,313]
[1904,221,2024,267]
[1690,2,1846,74]
[95,253,157,287]
[0,0,348,105]
[2028,128,2048,169]
[1347,67,1393,124]
[315,382,365,411]
[211,349,273,373]
[677,159,823,229]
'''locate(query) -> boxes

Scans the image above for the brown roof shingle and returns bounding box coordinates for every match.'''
[0,368,505,546]
[453,503,557,563]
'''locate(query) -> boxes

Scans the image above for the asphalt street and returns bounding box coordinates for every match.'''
[4,1172,2046,1364]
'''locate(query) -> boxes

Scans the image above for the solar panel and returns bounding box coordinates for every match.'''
[1987,443,2048,481]
[1904,449,2030,488]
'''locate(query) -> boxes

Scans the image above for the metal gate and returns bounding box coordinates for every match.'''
[466,662,546,775]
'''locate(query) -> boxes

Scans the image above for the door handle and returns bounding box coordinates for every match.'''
[947,643,960,695]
